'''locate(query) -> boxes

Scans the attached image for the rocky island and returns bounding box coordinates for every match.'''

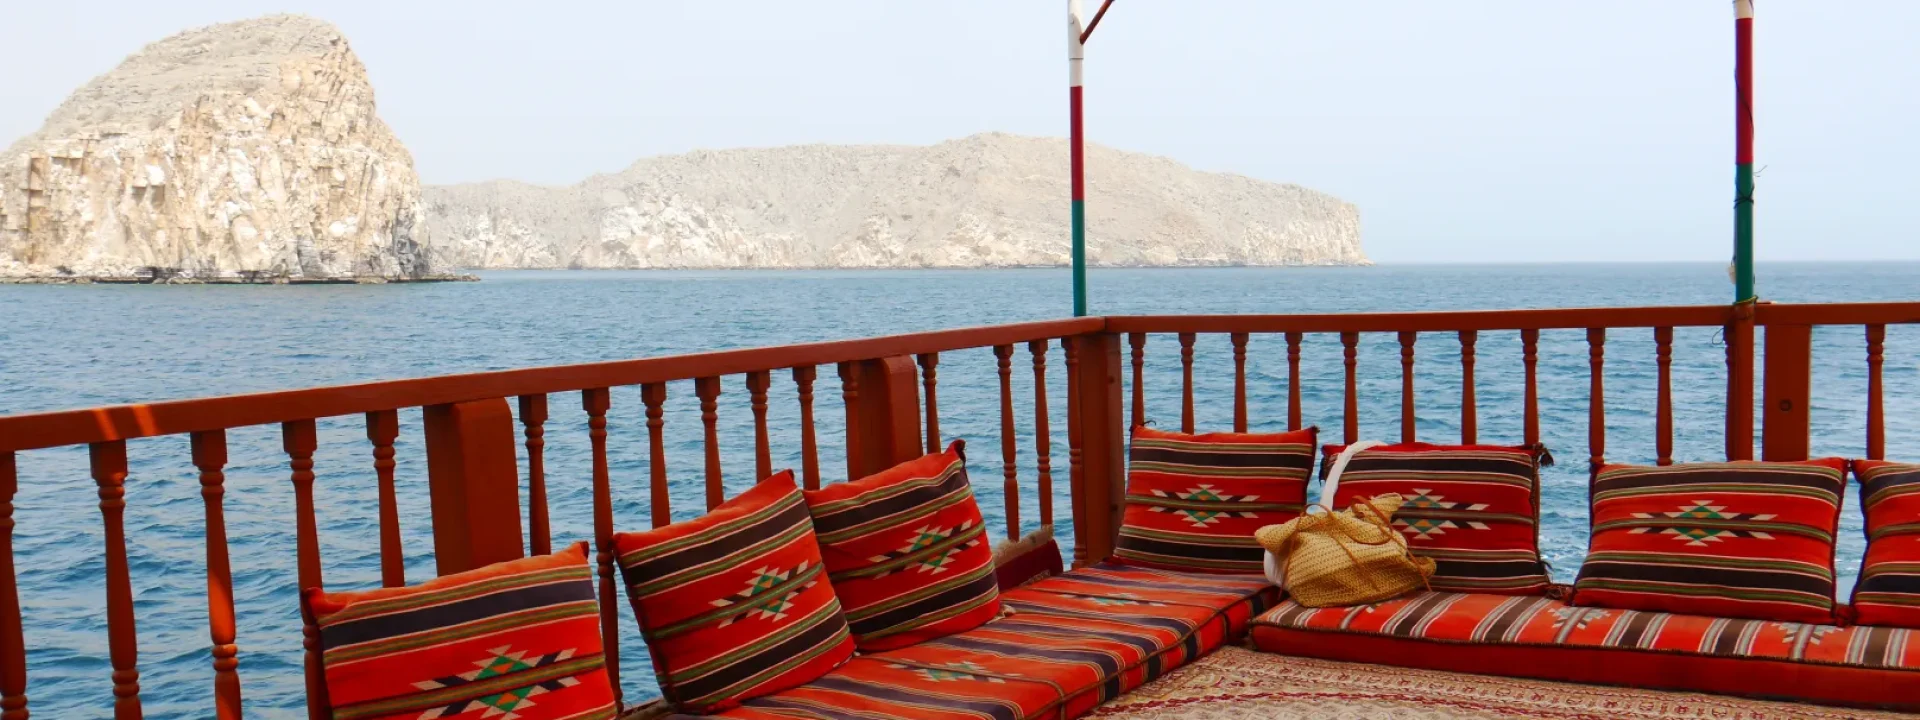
[0,16,460,283]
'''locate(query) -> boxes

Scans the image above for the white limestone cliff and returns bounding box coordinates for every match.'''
[426,134,1367,270]
[0,15,443,282]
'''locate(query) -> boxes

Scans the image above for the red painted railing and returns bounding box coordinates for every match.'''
[0,302,1915,716]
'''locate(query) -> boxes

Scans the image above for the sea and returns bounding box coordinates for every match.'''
[2,263,1917,718]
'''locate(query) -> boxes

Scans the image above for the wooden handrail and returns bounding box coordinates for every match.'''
[1105,305,1733,334]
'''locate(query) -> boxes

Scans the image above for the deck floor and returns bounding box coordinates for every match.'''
[1090,646,1916,720]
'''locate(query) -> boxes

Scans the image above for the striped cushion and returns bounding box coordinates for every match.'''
[302,542,618,720]
[1573,459,1848,624]
[1116,425,1317,573]
[1853,460,1920,628]
[1321,443,1551,595]
[803,441,1001,651]
[616,471,856,713]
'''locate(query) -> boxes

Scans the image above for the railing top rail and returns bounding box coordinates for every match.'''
[0,317,1103,453]
[1108,301,1920,334]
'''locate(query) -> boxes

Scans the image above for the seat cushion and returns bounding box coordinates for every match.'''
[1116,425,1318,573]
[1853,461,1920,628]
[615,471,856,713]
[1251,591,1920,711]
[687,562,1279,720]
[1573,459,1849,624]
[302,542,619,720]
[803,440,1000,651]
[1321,443,1551,594]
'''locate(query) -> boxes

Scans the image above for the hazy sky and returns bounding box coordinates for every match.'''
[3,2,1915,263]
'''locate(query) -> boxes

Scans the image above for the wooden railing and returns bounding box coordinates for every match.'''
[0,302,1915,717]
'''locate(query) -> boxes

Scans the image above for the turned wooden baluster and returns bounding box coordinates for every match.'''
[1,452,28,720]
[995,345,1019,540]
[1341,332,1360,445]
[839,362,860,482]
[1285,332,1303,432]
[748,371,773,480]
[191,431,242,720]
[1522,329,1541,448]
[581,389,622,707]
[792,368,822,491]
[1459,331,1478,445]
[1588,329,1606,472]
[1399,331,1417,443]
[1064,338,1084,566]
[516,396,551,556]
[918,354,941,453]
[697,377,724,508]
[1128,333,1147,429]
[1655,328,1675,466]
[643,383,671,526]
[283,420,324,720]
[365,410,406,585]
[1178,332,1196,433]
[1030,339,1055,529]
[1868,325,1886,460]
[1231,332,1250,433]
[92,441,143,719]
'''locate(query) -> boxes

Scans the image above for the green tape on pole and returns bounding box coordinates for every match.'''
[1072,199,1087,317]
[1734,163,1755,303]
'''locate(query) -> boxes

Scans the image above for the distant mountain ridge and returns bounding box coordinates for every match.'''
[424,133,1367,270]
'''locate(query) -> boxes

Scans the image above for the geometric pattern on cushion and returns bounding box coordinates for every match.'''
[1573,459,1849,624]
[302,542,619,720]
[614,471,856,714]
[1116,425,1318,574]
[684,562,1280,720]
[1853,460,1920,629]
[802,440,1001,651]
[1253,589,1920,673]
[1320,443,1552,595]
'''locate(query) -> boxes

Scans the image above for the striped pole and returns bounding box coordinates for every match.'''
[1733,0,1756,303]
[1068,0,1089,316]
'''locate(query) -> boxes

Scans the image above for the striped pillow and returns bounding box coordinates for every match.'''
[1853,460,1920,628]
[1573,459,1848,624]
[302,542,618,720]
[1116,425,1318,574]
[1321,443,1552,595]
[615,471,855,713]
[802,440,1000,651]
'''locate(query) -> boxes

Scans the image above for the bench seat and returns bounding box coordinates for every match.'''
[679,562,1278,720]
[1250,590,1920,712]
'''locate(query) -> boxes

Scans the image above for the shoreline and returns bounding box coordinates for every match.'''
[0,273,480,285]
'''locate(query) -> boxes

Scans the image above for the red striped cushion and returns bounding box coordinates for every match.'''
[1116,426,1317,574]
[1573,459,1848,624]
[1321,443,1551,595]
[1853,460,1920,628]
[803,440,1001,651]
[302,542,619,720]
[615,471,855,713]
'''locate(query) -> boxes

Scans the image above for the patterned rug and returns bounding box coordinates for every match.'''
[1090,646,1917,720]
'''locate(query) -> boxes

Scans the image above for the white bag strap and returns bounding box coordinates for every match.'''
[1265,439,1386,589]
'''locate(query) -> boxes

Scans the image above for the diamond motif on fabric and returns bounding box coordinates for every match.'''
[886,660,1014,683]
[1148,484,1261,527]
[708,562,817,625]
[1391,490,1492,540]
[1551,607,1609,631]
[1775,622,1841,646]
[410,645,582,719]
[1068,592,1165,607]
[1628,501,1777,546]
[866,521,982,577]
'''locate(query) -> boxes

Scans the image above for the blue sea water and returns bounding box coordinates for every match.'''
[1,263,1918,718]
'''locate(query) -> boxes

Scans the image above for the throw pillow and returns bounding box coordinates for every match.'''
[1852,460,1920,628]
[1116,425,1318,574]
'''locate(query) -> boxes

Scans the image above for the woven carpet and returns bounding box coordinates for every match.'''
[1089,646,1917,720]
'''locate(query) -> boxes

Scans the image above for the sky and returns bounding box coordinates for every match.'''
[2,1,1916,264]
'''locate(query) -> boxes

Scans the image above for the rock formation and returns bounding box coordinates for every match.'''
[0,15,446,282]
[426,133,1367,269]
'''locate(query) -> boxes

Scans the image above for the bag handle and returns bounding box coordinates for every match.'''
[1266,439,1386,587]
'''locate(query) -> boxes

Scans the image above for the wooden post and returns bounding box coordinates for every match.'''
[1069,333,1126,566]
[423,398,525,575]
[1727,305,1757,461]
[846,357,923,478]
[1762,324,1813,461]
[191,431,243,720]
[0,453,27,720]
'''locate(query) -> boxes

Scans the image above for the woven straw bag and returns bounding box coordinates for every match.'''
[1255,441,1435,608]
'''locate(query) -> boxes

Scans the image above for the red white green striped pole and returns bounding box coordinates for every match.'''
[1068,0,1089,316]
[1733,0,1756,303]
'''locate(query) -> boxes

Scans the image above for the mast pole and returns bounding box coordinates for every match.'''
[1733,0,1755,303]
[1068,0,1089,316]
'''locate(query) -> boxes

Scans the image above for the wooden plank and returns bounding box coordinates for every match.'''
[1106,305,1737,335]
[0,453,25,720]
[422,400,525,574]
[1727,307,1757,461]
[848,357,923,479]
[1761,324,1812,461]
[1069,334,1126,566]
